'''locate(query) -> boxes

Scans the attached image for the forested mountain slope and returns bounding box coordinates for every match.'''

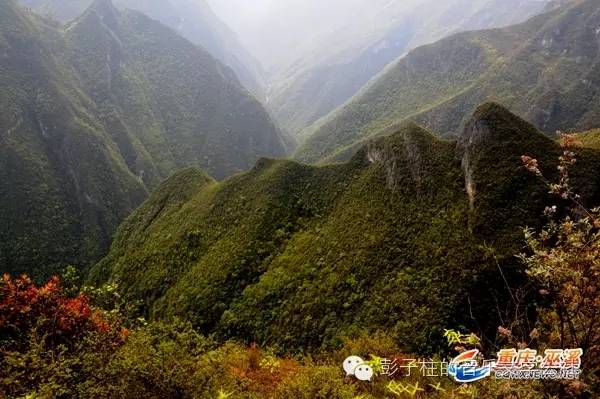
[266,0,549,135]
[18,0,265,95]
[90,104,600,351]
[0,0,287,277]
[297,0,600,163]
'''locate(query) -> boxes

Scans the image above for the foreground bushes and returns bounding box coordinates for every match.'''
[0,274,126,397]
[0,299,581,398]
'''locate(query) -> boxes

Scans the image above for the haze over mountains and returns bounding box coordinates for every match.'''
[21,0,557,138]
[0,0,287,276]
[210,0,552,135]
[18,0,264,95]
[297,0,600,163]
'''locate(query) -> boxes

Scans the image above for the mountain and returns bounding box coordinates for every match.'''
[18,0,264,96]
[0,0,287,277]
[66,0,287,180]
[89,104,600,352]
[296,0,600,163]
[261,0,549,135]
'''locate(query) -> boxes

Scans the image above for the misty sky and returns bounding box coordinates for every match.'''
[207,0,549,78]
[206,0,425,75]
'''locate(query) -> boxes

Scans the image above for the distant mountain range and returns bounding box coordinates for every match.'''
[264,0,551,135]
[0,0,287,277]
[296,0,600,163]
[18,0,265,95]
[90,102,600,351]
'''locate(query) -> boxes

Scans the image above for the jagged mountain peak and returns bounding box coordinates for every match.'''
[0,0,287,277]
[18,0,265,96]
[363,123,447,194]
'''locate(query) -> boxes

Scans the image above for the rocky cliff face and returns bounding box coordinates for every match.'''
[366,123,448,195]
[456,103,560,241]
[457,106,504,210]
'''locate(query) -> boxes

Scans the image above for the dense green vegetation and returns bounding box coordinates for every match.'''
[0,0,147,278]
[66,0,287,181]
[4,1,600,397]
[268,0,547,136]
[4,104,600,398]
[296,0,600,163]
[0,0,287,278]
[0,304,569,398]
[18,0,265,96]
[90,103,600,355]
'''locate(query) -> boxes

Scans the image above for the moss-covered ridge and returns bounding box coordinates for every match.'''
[91,104,600,352]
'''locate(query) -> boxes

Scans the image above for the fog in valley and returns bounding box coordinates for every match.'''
[207,0,549,78]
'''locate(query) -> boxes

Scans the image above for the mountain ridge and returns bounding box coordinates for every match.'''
[266,0,550,136]
[296,0,600,163]
[89,103,596,352]
[18,0,265,96]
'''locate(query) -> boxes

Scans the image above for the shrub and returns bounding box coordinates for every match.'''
[0,274,126,398]
[519,134,600,395]
[77,320,222,399]
[0,274,122,350]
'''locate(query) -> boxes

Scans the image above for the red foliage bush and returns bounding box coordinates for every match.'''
[0,274,121,348]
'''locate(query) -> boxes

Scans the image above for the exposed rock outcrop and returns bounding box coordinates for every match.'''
[366,123,435,194]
